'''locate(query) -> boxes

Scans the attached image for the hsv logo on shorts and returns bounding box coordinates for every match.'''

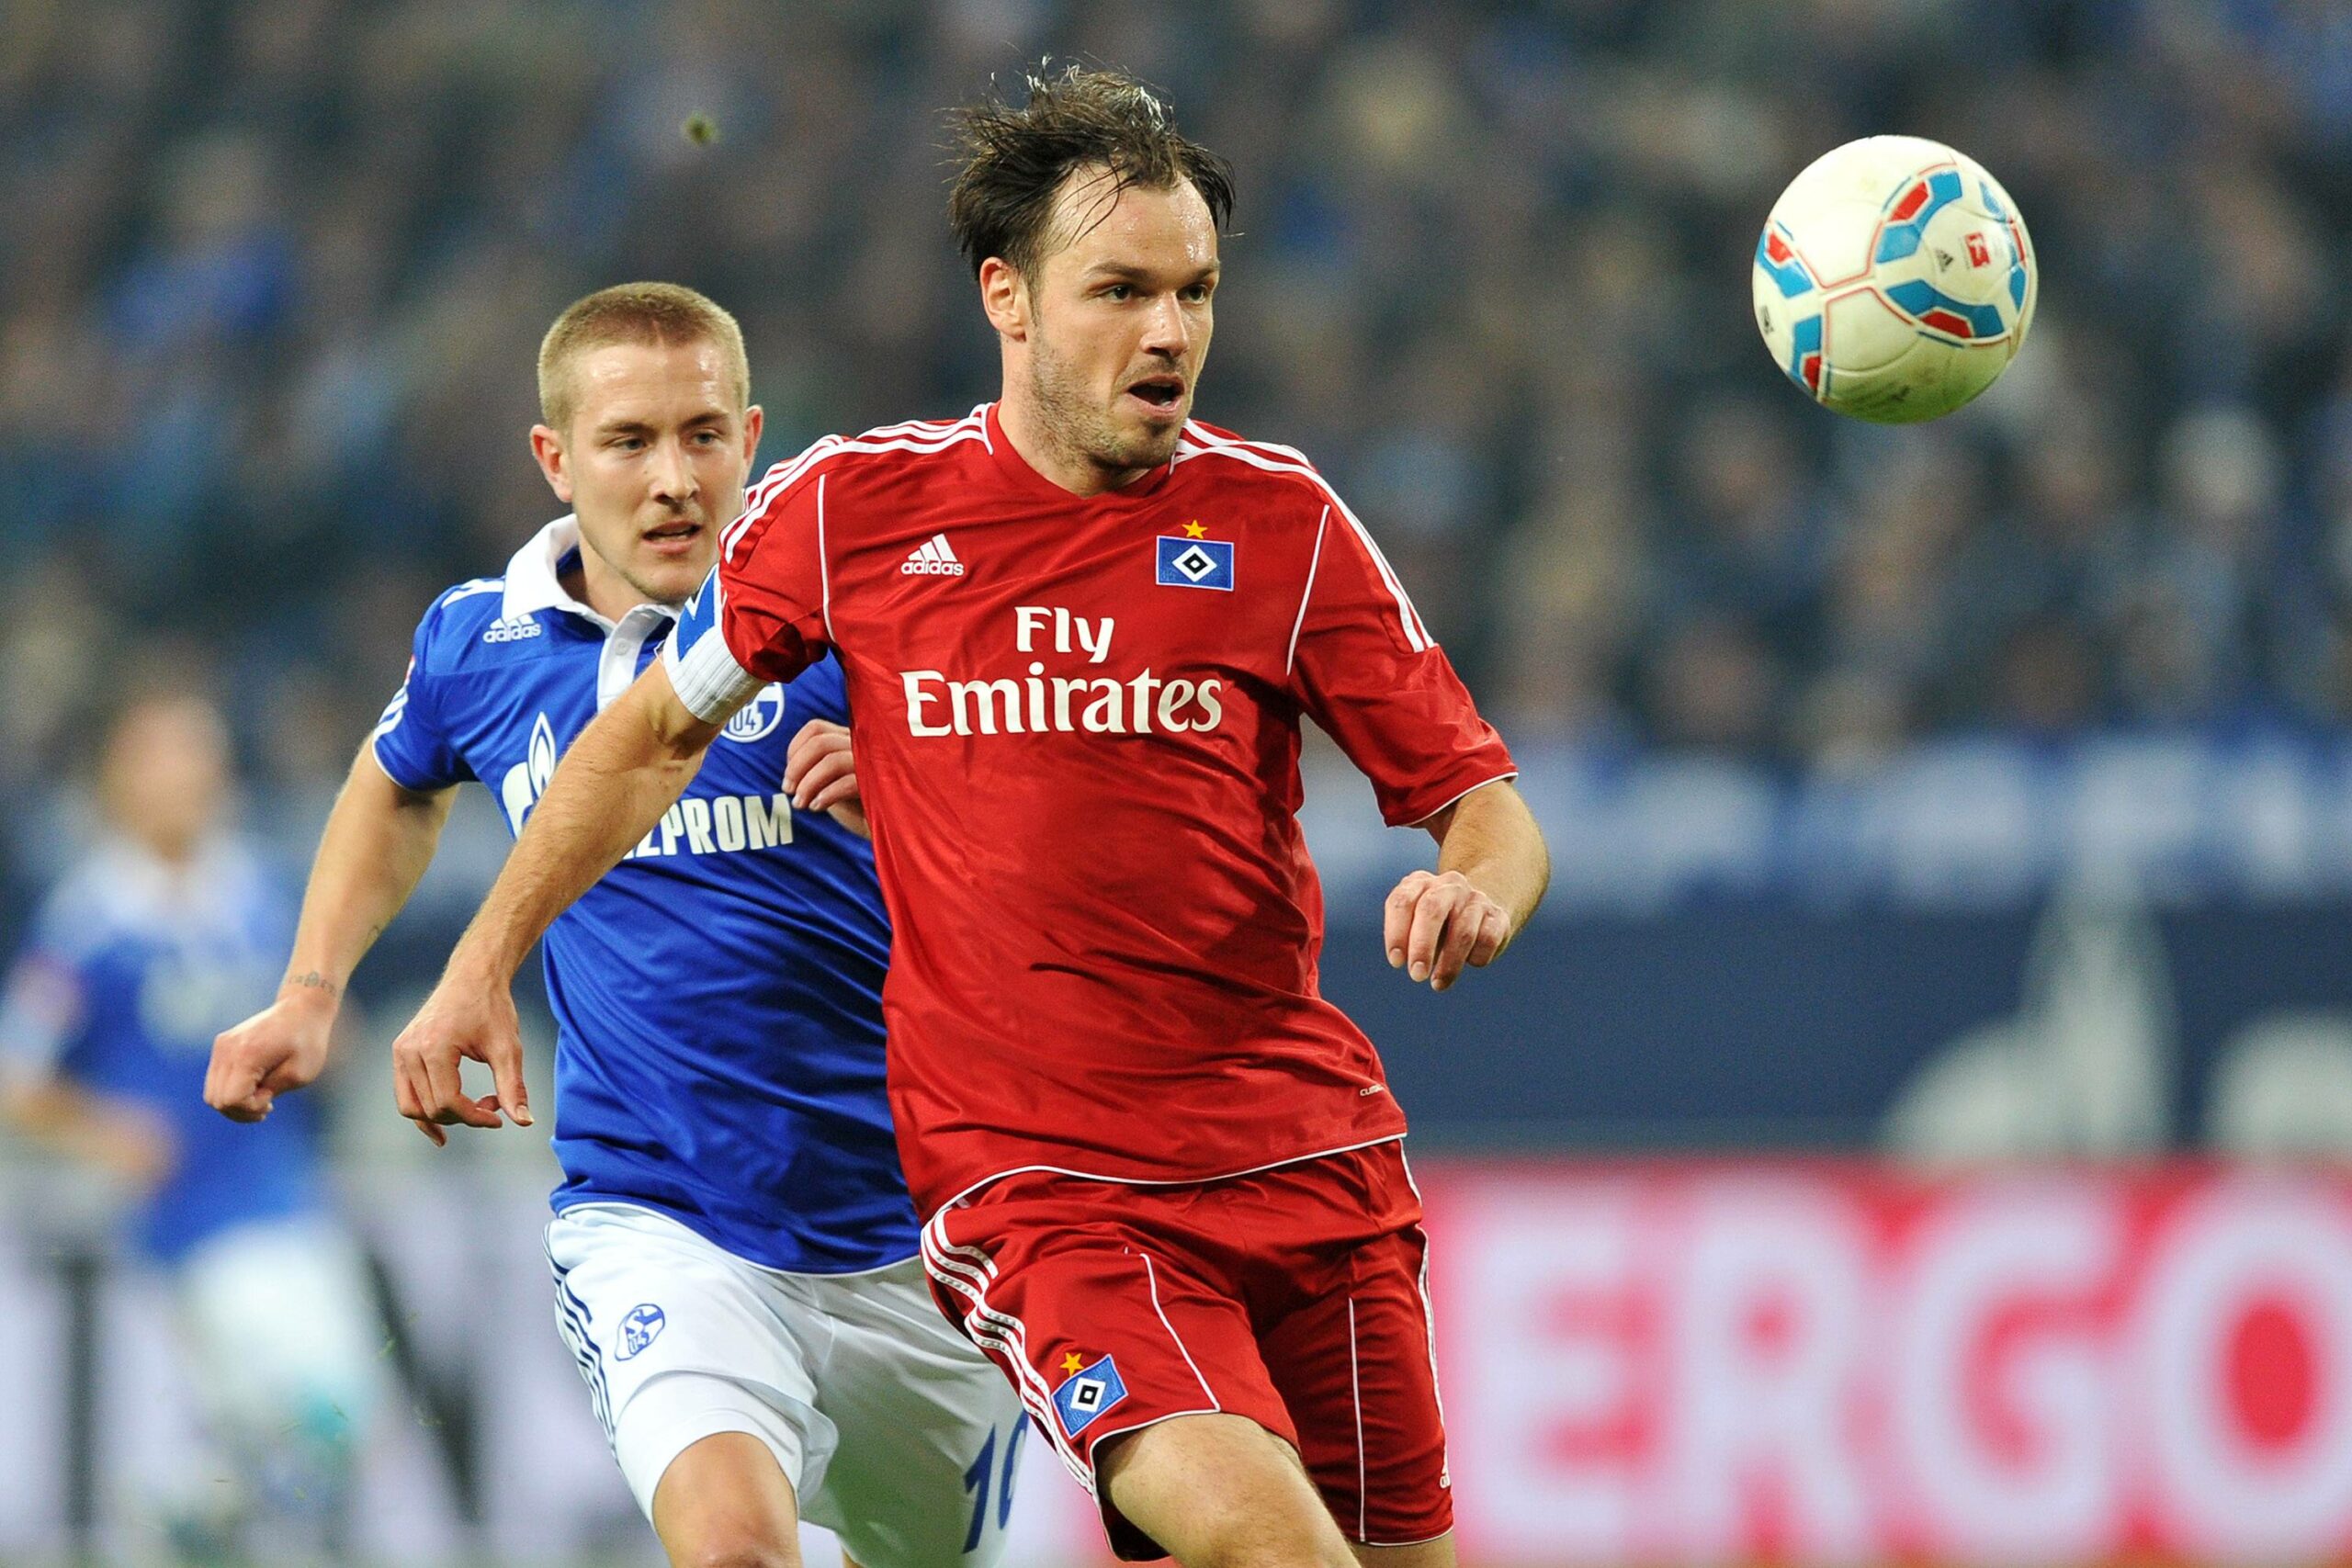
[1052,1353,1128,1438]
[1155,525,1234,592]
[616,1303,667,1360]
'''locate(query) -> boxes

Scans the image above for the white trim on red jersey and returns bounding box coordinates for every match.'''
[1285,504,1331,678]
[1406,770,1521,828]
[721,409,994,564]
[1176,423,1433,653]
[930,1133,1409,1226]
[815,473,834,644]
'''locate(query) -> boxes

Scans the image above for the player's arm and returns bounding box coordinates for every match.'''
[1386,779,1550,992]
[206,749,455,1122]
[1287,492,1549,990]
[1,952,174,1187]
[0,1078,177,1190]
[390,658,739,1144]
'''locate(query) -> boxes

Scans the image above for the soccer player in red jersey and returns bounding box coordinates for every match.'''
[395,68,1549,1568]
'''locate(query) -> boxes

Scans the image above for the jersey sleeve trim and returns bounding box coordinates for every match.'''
[1179,424,1431,652]
[724,435,845,563]
[1284,505,1332,678]
[1405,769,1521,827]
[366,733,455,796]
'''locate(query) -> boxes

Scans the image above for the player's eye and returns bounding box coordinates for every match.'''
[1182,283,1213,303]
[1102,283,1132,301]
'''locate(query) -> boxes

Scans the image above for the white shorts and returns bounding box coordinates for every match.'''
[546,1202,1024,1568]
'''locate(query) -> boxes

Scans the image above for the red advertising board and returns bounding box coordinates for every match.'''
[1422,1162,2352,1563]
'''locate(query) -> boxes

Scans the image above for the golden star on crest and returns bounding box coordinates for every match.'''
[1182,521,1207,538]
[1061,1351,1084,1374]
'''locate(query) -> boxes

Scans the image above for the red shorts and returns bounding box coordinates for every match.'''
[921,1140,1451,1559]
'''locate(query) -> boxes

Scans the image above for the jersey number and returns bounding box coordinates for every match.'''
[961,1419,1027,1552]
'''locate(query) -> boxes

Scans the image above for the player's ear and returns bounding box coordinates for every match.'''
[740,404,764,466]
[979,257,1029,341]
[529,424,574,503]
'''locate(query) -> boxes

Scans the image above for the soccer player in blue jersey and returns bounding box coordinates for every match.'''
[203,283,1021,1568]
[1,690,384,1559]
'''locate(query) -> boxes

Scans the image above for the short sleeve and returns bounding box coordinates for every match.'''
[371,605,474,792]
[1289,502,1518,826]
[0,942,89,1087]
[667,450,837,722]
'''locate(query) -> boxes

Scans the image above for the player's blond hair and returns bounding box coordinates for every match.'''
[537,282,750,433]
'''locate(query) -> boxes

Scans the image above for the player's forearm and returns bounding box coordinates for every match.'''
[1431,780,1550,937]
[446,666,715,983]
[280,749,456,1008]
[0,1080,152,1168]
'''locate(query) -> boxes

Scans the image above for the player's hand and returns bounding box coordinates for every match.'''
[206,987,336,1122]
[1384,870,1512,992]
[390,969,532,1146]
[785,719,868,838]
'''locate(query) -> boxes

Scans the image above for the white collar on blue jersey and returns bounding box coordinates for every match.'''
[501,516,692,710]
[503,514,606,627]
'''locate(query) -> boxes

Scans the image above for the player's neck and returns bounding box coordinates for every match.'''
[995,393,1148,498]
[568,547,663,625]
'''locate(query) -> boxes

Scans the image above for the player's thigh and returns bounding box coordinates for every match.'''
[1258,1223,1453,1551]
[922,1197,1298,1561]
[651,1429,805,1568]
[803,1259,1026,1568]
[1097,1411,1356,1568]
[548,1204,838,1523]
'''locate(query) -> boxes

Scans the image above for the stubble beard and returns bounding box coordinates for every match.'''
[1028,333,1183,479]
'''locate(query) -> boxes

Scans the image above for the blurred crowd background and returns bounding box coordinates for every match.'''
[9,0,2352,871]
[13,4,2352,1562]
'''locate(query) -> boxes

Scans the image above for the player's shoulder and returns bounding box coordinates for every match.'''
[1173,420,1343,517]
[410,575,563,676]
[744,408,994,507]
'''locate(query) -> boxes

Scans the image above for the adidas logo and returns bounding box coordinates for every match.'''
[481,616,543,644]
[900,534,966,578]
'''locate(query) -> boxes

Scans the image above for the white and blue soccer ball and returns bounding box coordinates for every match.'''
[1752,135,2037,423]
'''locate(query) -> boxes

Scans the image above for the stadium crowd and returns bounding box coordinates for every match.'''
[5,0,2352,878]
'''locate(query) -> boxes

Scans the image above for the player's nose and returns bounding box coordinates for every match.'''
[1139,293,1191,357]
[648,436,699,502]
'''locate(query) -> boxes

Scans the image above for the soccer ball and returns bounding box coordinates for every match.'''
[1752,135,2037,423]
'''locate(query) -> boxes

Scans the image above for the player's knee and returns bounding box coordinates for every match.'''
[1188,1538,1354,1568]
[667,1531,800,1568]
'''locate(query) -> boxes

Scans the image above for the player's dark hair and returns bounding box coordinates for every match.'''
[946,64,1235,280]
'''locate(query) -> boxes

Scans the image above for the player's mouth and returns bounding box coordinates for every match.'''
[640,518,704,557]
[1123,375,1187,421]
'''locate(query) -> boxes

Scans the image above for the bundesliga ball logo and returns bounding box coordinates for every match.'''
[1752,135,2037,423]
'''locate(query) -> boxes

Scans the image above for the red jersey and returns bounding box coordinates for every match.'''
[664,404,1516,1215]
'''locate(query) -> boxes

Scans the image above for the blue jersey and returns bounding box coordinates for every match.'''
[371,517,910,1273]
[0,837,322,1267]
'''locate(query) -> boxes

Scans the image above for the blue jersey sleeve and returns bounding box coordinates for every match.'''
[0,920,91,1087]
[371,595,477,791]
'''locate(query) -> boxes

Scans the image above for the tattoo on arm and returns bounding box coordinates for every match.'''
[285,970,339,1000]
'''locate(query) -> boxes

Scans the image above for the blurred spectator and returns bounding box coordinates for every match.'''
[0,693,384,1562]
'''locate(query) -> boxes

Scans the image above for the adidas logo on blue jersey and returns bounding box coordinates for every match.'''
[481,615,544,644]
